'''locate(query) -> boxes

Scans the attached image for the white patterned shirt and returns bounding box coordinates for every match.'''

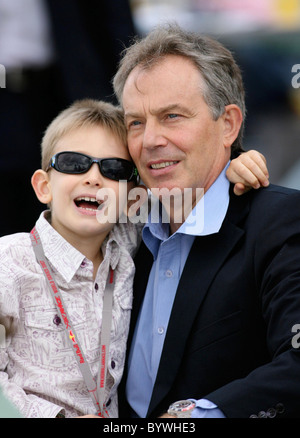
[0,211,141,418]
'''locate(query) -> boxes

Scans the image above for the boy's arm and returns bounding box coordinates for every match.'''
[0,249,65,418]
[226,150,269,195]
[0,316,64,417]
[0,369,64,418]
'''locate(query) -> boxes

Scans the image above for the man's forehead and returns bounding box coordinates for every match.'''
[125,54,199,83]
[123,57,203,107]
[123,76,204,119]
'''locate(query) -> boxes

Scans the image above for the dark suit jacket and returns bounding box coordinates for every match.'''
[119,184,300,418]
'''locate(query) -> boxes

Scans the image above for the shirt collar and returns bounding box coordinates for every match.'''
[181,160,230,236]
[35,211,87,283]
[35,211,121,282]
[143,161,230,251]
[102,228,121,271]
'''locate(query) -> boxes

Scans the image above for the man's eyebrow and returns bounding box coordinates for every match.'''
[124,111,141,120]
[125,103,192,119]
[152,103,192,115]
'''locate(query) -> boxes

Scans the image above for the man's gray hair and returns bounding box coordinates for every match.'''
[113,23,246,155]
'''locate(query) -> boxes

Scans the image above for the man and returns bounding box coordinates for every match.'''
[113,23,300,418]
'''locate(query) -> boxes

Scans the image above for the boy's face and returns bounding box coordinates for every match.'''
[45,125,133,245]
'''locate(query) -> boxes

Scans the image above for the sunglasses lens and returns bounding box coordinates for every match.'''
[56,152,91,173]
[101,159,135,181]
[52,152,136,181]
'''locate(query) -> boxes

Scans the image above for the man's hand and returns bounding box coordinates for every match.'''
[226,150,269,196]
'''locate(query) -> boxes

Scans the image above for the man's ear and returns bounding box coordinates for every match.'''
[31,170,52,205]
[222,104,243,149]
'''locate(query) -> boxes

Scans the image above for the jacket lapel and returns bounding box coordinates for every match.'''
[147,186,251,416]
[128,241,154,345]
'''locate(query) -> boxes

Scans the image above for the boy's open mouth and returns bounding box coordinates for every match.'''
[74,196,101,211]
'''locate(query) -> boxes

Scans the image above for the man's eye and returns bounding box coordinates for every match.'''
[131,120,141,126]
[127,120,142,130]
[167,114,179,119]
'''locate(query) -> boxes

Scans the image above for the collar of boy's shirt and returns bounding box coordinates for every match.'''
[35,211,120,283]
[101,233,120,272]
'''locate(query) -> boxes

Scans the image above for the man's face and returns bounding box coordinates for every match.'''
[123,55,232,200]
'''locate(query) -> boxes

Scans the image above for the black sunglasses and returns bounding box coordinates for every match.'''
[47,151,138,182]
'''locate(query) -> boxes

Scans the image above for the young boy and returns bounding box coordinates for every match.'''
[0,98,268,418]
[0,99,141,418]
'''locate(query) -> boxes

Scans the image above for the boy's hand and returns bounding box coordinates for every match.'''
[226,150,269,196]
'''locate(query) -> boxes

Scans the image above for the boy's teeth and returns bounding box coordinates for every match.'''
[151,161,177,169]
[75,196,102,211]
[77,196,99,203]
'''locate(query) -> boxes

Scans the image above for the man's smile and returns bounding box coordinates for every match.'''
[150,161,179,170]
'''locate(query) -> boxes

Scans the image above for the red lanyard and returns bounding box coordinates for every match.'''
[30,227,114,417]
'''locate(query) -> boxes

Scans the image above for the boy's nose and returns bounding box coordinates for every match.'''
[83,163,103,186]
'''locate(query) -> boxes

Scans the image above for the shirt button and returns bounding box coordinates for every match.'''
[95,283,99,290]
[157,327,165,335]
[165,269,173,277]
[53,315,61,326]
[81,261,86,267]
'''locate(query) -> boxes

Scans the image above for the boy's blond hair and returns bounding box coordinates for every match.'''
[41,99,127,171]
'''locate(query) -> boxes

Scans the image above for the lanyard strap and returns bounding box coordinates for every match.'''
[30,227,114,417]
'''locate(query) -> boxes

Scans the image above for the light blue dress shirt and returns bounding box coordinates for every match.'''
[126,163,231,418]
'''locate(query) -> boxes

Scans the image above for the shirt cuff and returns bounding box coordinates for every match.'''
[189,399,226,418]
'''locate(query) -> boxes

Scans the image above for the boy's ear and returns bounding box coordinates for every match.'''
[31,170,52,205]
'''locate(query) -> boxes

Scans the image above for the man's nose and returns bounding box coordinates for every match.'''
[142,119,168,150]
